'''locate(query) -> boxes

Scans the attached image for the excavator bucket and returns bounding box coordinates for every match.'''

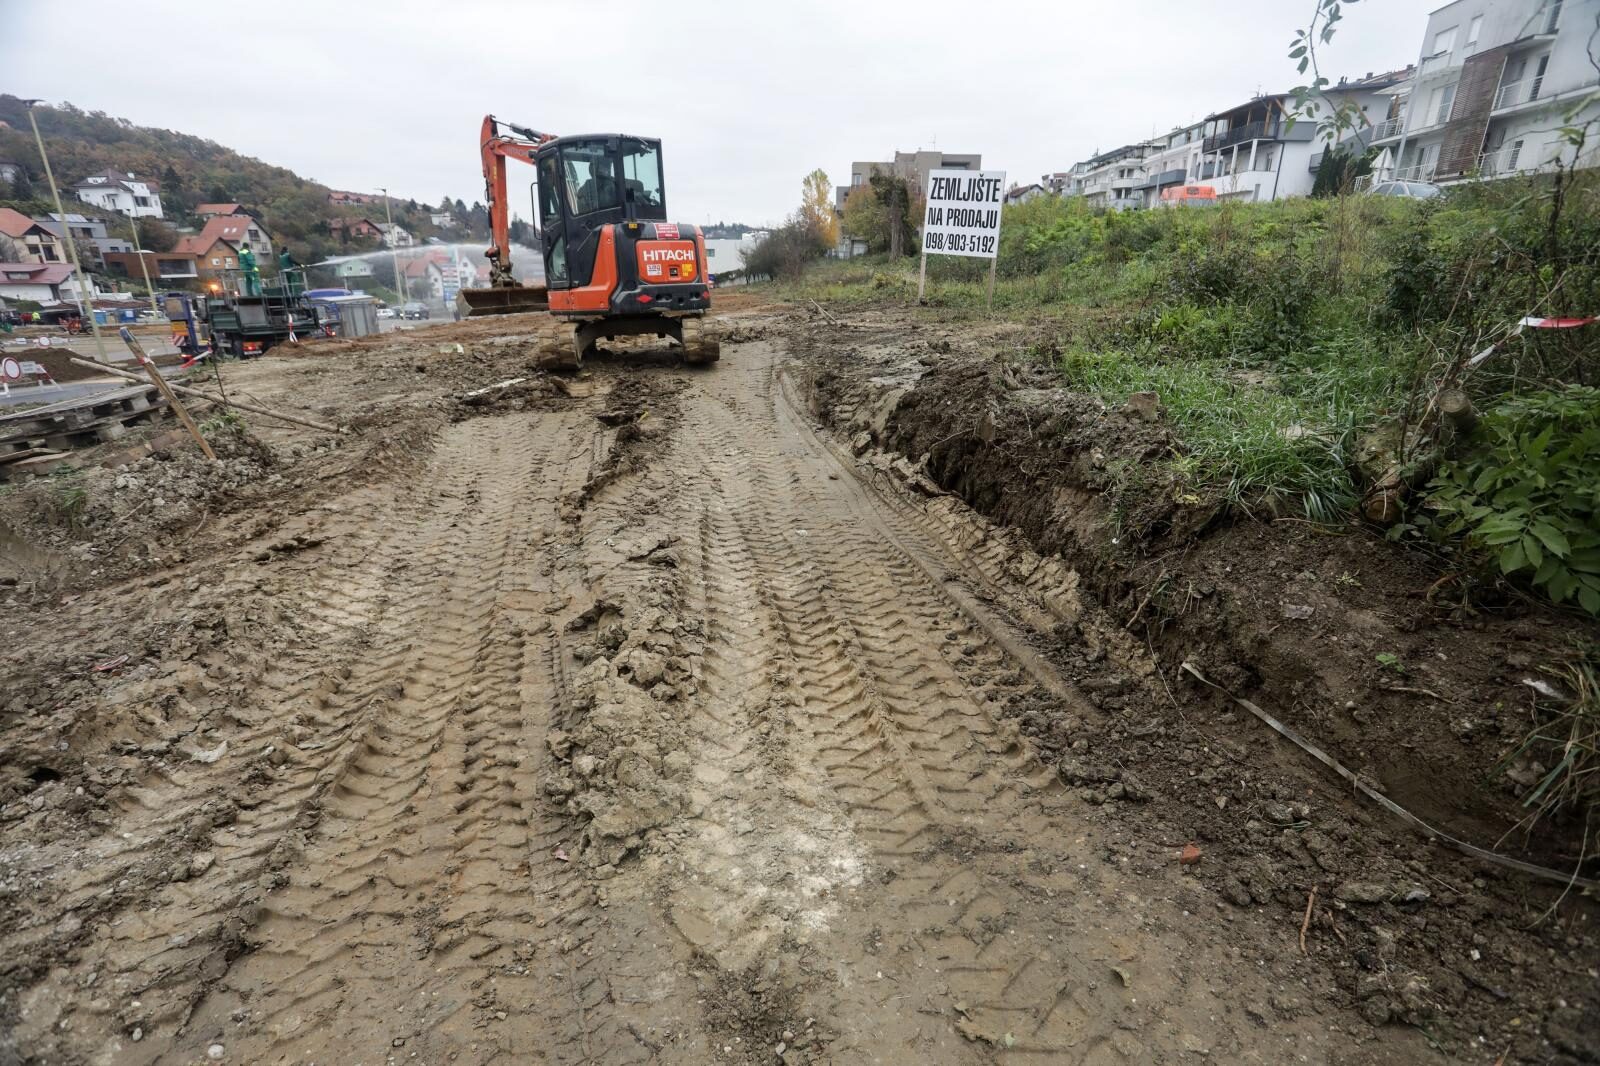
[457,283,550,318]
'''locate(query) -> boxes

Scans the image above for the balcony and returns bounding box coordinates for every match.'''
[1494,76,1545,110]
[1202,119,1283,154]
[1392,160,1439,182]
[1417,49,1459,79]
[1368,116,1406,142]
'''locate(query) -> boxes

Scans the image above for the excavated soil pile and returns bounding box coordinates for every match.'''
[791,305,1600,1061]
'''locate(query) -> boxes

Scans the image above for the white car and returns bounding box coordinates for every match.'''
[1368,180,1441,199]
[376,307,396,319]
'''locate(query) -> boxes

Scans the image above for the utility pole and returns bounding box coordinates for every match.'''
[127,213,160,316]
[380,187,404,303]
[25,100,108,361]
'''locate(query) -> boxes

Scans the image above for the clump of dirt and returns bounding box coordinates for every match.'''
[0,421,281,581]
[554,590,702,870]
[789,306,1600,1062]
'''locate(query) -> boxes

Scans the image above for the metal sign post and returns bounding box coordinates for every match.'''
[919,168,1006,313]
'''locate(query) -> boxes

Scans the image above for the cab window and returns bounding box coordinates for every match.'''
[561,141,620,215]
[621,138,665,217]
[537,154,564,227]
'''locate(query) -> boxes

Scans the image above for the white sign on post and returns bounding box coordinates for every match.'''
[918,168,1005,308]
[921,169,1006,258]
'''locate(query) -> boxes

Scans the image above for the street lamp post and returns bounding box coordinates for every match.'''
[127,214,160,316]
[24,100,108,360]
[379,187,404,304]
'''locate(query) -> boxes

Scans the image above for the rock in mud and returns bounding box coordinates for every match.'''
[1124,392,1162,422]
[1336,881,1395,905]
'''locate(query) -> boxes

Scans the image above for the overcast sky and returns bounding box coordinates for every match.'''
[4,0,1439,226]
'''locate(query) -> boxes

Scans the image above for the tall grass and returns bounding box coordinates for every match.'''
[771,171,1600,524]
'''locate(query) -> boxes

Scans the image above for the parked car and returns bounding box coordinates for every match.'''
[401,302,430,320]
[376,307,396,319]
[1368,180,1441,199]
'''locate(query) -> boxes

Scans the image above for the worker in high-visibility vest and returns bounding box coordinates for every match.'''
[239,243,262,297]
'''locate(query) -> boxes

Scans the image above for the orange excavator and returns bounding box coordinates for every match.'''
[457,115,719,368]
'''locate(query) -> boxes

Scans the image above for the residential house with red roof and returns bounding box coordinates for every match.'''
[192,214,274,261]
[0,208,65,264]
[328,217,384,242]
[0,262,76,302]
[399,250,480,302]
[196,203,247,219]
[172,233,241,285]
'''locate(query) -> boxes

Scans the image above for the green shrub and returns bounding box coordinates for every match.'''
[1428,386,1600,615]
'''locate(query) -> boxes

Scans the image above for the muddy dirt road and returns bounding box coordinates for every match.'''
[1,308,1589,1064]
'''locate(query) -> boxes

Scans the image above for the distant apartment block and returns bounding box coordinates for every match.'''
[837,150,983,209]
[1370,0,1600,184]
[1033,2,1595,209]
[1075,144,1153,211]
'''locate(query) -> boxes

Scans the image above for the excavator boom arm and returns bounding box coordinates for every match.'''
[479,115,555,287]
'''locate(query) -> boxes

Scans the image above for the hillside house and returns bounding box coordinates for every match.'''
[71,170,164,218]
[328,191,372,206]
[429,211,457,227]
[1005,183,1047,205]
[0,208,65,264]
[377,222,415,248]
[191,215,273,261]
[103,250,201,285]
[196,203,247,219]
[35,213,133,268]
[0,262,75,302]
[329,217,384,242]
[335,259,375,281]
[401,253,447,301]
[172,235,240,284]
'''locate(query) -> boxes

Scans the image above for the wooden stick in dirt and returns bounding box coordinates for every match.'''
[118,328,217,462]
[1299,885,1317,956]
[69,354,340,435]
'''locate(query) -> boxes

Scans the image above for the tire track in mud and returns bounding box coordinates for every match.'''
[663,503,866,975]
[7,413,599,1064]
[167,413,595,1062]
[651,345,1333,1063]
[8,420,522,1059]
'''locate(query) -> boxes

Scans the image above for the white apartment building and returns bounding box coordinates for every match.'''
[1197,73,1403,202]
[1075,144,1153,211]
[70,171,164,218]
[1135,122,1208,206]
[1371,0,1600,183]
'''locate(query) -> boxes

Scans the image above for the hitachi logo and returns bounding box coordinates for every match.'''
[643,247,695,263]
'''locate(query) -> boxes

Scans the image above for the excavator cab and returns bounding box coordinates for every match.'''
[536,135,666,289]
